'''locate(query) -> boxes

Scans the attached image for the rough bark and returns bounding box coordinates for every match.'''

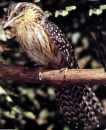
[0,64,106,86]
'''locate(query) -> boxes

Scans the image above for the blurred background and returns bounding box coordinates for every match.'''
[1,0,106,130]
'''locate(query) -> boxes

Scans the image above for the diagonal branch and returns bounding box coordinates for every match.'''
[0,64,106,86]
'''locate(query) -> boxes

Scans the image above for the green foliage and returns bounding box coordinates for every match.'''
[55,6,76,18]
[89,8,102,16]
[0,0,106,130]
[89,4,106,16]
[100,5,106,10]
[34,0,41,3]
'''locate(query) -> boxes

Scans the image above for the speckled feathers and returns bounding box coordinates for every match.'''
[4,2,105,128]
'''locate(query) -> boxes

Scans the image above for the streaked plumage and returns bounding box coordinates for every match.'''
[3,2,105,128]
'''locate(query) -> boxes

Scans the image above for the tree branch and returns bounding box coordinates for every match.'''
[0,64,106,86]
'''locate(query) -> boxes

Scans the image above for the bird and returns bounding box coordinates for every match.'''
[3,2,105,128]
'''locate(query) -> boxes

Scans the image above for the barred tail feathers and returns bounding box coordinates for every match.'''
[84,85,105,114]
[53,85,104,128]
[54,85,79,127]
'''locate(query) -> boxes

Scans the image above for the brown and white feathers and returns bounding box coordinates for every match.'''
[3,2,105,128]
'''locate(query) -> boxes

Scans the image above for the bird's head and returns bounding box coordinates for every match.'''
[3,2,44,29]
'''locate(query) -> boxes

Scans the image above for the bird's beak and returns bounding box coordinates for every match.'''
[3,18,15,29]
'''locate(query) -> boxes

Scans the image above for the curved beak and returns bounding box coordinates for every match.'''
[3,18,15,29]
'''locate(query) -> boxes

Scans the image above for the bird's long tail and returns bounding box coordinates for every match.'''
[54,84,105,128]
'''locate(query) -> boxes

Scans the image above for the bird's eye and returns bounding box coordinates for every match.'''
[14,12,17,17]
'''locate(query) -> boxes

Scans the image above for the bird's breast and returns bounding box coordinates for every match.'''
[16,25,65,68]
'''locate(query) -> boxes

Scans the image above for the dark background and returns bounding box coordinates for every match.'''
[0,0,106,130]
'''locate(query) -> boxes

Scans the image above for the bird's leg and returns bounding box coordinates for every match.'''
[33,63,45,81]
[38,67,45,81]
[60,67,68,79]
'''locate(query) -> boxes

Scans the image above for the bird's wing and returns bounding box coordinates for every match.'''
[44,20,78,69]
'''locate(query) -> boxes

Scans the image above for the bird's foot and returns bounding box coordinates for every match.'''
[60,67,68,78]
[39,67,45,81]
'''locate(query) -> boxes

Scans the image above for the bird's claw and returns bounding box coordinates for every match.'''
[38,67,45,81]
[60,67,68,78]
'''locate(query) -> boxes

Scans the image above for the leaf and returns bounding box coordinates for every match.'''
[34,0,40,2]
[100,5,106,10]
[66,6,76,11]
[44,11,52,17]
[96,9,102,15]
[61,10,69,17]
[55,5,76,18]
[55,10,61,18]
[38,109,49,118]
[0,86,13,103]
[63,126,70,130]
[24,112,36,119]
